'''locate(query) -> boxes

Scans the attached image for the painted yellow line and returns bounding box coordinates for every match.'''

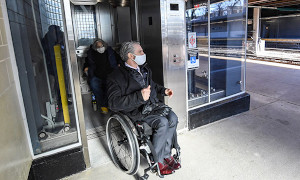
[262,39,300,42]
[247,59,300,70]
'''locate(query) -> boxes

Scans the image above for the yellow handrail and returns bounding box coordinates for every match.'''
[54,45,70,125]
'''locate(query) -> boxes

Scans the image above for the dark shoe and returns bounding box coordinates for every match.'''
[165,156,181,170]
[158,162,175,175]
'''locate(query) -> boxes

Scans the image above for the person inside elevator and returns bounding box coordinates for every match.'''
[84,39,121,114]
[106,41,181,175]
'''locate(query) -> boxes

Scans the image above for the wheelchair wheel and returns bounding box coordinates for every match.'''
[106,114,140,175]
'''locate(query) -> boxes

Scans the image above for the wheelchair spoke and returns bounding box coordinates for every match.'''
[111,133,119,142]
[107,116,138,174]
[115,141,133,170]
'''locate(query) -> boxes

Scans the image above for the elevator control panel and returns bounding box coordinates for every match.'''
[173,54,182,63]
[166,1,185,68]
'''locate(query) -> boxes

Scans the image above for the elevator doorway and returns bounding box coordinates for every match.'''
[70,1,136,167]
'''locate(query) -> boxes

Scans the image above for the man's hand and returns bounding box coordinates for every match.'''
[141,85,151,101]
[84,67,88,73]
[165,88,173,99]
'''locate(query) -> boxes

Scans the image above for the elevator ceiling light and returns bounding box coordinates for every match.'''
[70,0,130,7]
[70,0,98,5]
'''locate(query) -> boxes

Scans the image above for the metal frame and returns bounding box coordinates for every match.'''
[95,4,102,40]
[184,1,190,129]
[260,13,300,20]
[70,4,79,47]
[161,0,168,103]
[62,0,91,168]
[208,0,211,103]
[244,0,248,92]
[188,91,246,111]
[135,0,140,41]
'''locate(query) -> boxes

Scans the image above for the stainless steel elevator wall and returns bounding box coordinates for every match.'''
[139,0,188,130]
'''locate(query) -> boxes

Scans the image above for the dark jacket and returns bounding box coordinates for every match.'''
[41,25,65,76]
[107,63,166,121]
[84,45,121,79]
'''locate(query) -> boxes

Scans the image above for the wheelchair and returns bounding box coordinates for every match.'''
[106,112,181,179]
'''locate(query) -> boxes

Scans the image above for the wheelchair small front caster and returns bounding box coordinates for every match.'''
[140,174,149,180]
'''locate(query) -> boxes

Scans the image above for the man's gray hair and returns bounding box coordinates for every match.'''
[120,41,140,61]
[92,39,108,50]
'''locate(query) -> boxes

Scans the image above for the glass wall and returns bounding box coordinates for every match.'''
[38,0,80,154]
[6,0,80,155]
[186,0,247,108]
[186,1,209,107]
[73,5,97,47]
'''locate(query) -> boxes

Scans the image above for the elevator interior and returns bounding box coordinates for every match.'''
[67,0,139,166]
[70,1,134,137]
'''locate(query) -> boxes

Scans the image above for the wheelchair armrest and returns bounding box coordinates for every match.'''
[136,122,152,136]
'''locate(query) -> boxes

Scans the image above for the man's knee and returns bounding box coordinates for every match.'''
[152,116,169,130]
[90,77,100,89]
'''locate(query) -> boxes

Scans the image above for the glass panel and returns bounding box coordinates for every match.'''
[186,1,210,108]
[22,0,79,155]
[73,5,97,47]
[210,0,246,101]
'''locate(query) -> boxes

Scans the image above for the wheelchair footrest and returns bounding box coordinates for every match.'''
[141,163,164,179]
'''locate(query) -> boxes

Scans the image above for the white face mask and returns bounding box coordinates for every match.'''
[133,53,146,65]
[97,47,105,54]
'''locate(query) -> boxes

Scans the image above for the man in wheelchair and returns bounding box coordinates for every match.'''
[107,41,181,176]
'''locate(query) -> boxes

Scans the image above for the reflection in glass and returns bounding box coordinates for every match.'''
[24,0,80,155]
[186,0,246,108]
[210,0,246,99]
[73,5,97,47]
[186,1,209,108]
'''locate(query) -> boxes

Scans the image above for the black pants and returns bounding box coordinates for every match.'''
[142,110,178,163]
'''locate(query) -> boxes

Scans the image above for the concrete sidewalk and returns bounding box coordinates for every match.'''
[64,61,300,180]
